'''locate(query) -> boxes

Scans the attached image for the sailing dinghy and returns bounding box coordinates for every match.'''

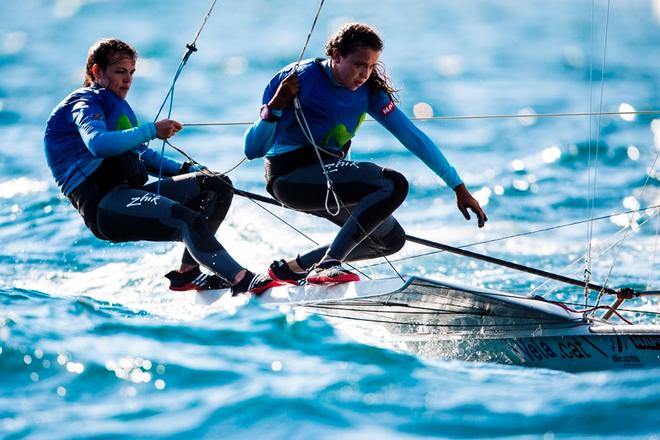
[194,276,660,372]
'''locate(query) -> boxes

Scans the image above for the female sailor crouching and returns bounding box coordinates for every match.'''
[45,38,281,295]
[244,23,487,286]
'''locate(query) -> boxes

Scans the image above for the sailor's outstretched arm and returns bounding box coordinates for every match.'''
[372,103,487,227]
[372,105,461,188]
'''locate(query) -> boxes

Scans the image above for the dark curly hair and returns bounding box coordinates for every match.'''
[83,38,137,87]
[325,23,398,100]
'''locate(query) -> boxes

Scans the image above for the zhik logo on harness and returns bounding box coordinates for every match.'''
[127,194,161,208]
[324,160,359,174]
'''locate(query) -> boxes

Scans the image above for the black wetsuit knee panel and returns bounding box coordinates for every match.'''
[170,203,218,252]
[171,203,206,227]
[382,168,409,206]
[196,173,234,195]
[385,221,407,254]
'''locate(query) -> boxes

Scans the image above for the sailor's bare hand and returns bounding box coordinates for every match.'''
[454,184,488,228]
[155,119,182,140]
[268,73,299,109]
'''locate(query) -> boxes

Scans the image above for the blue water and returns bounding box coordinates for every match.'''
[2,0,660,438]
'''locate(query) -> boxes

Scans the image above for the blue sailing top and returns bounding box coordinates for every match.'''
[244,58,463,189]
[44,86,182,196]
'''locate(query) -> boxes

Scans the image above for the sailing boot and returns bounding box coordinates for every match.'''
[165,267,231,291]
[268,259,307,285]
[306,259,360,285]
[231,271,285,296]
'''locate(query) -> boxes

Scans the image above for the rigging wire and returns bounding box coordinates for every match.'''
[586,0,611,309]
[352,203,660,271]
[649,211,660,293]
[530,208,660,299]
[181,109,660,127]
[289,0,339,216]
[229,187,655,297]
[155,0,218,122]
[171,111,660,295]
[152,0,219,194]
[162,139,373,280]
[286,0,405,282]
[164,139,246,176]
[294,0,325,68]
[584,0,596,307]
[596,147,660,307]
[143,2,656,312]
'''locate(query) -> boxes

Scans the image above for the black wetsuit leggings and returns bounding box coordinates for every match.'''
[269,159,409,269]
[94,172,243,282]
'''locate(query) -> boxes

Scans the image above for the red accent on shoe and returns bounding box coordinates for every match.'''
[306,270,360,285]
[249,278,287,295]
[267,259,307,285]
[169,282,198,292]
[267,267,298,285]
[166,269,230,292]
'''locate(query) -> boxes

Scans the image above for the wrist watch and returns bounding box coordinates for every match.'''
[260,104,282,123]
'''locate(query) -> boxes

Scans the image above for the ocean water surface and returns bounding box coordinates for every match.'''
[1,0,660,438]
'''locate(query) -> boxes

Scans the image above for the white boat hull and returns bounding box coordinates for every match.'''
[194,276,660,372]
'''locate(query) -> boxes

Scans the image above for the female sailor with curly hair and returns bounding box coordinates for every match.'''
[244,23,487,285]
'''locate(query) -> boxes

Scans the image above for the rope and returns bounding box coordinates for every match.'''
[293,104,406,281]
[353,204,660,270]
[589,0,612,308]
[282,0,405,281]
[164,139,246,176]
[583,0,596,307]
[291,101,340,215]
[649,211,660,292]
[147,1,656,306]
[163,138,373,279]
[181,109,660,127]
[294,0,325,69]
[292,100,405,281]
[529,208,660,299]
[550,300,633,325]
[189,0,218,48]
[596,147,660,306]
[155,0,218,121]
[152,0,220,194]
[287,0,341,217]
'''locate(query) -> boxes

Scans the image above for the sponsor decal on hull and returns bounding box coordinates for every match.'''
[629,336,660,351]
[512,337,594,362]
[508,335,646,367]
